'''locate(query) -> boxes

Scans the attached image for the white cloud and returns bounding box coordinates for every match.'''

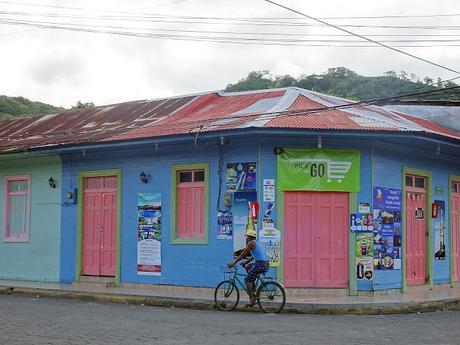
[0,0,459,107]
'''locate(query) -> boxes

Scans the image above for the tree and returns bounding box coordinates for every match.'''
[72,101,95,109]
[384,71,397,78]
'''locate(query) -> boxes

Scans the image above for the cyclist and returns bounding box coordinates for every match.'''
[228,229,269,307]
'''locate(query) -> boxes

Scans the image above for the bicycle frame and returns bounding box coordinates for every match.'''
[226,265,265,294]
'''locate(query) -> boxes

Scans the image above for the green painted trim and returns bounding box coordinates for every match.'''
[449,174,460,287]
[258,144,262,225]
[402,167,433,291]
[276,191,284,284]
[170,163,210,245]
[75,169,122,285]
[349,193,358,296]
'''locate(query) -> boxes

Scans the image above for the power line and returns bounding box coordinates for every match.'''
[1,1,459,21]
[263,0,460,76]
[4,18,460,48]
[4,8,460,30]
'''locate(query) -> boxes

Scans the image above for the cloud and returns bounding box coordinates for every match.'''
[28,54,87,86]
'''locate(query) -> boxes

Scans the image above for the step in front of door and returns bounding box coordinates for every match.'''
[72,276,116,288]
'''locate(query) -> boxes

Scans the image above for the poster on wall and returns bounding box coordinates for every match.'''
[217,210,233,240]
[137,193,162,276]
[226,162,257,192]
[262,202,275,229]
[356,257,374,280]
[277,148,360,192]
[356,231,374,280]
[434,200,446,260]
[373,187,402,271]
[350,213,374,232]
[259,227,281,267]
[233,191,258,252]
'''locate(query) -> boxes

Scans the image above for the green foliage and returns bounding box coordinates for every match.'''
[0,95,63,120]
[72,101,95,109]
[224,67,460,101]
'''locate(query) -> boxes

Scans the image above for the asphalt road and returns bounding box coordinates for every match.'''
[1,294,459,345]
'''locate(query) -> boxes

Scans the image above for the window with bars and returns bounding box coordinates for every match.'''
[171,164,209,244]
[3,175,31,242]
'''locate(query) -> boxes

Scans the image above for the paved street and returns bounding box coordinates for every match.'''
[1,294,459,345]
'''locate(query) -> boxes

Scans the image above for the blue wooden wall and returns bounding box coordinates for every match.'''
[59,135,460,290]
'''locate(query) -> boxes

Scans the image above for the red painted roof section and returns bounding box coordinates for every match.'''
[108,91,285,141]
[0,87,458,153]
[266,95,398,131]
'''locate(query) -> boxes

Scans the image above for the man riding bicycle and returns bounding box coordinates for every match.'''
[228,229,269,307]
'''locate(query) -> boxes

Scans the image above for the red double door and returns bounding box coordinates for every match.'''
[82,176,117,277]
[284,191,349,288]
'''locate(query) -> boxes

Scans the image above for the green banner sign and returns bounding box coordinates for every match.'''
[277,148,360,192]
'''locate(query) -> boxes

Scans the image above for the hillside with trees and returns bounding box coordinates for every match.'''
[0,95,63,120]
[224,67,460,102]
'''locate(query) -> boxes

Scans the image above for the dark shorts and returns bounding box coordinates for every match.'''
[245,260,269,284]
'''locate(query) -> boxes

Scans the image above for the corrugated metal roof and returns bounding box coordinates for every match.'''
[0,87,458,153]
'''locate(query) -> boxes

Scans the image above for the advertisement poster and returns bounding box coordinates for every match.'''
[358,202,371,214]
[263,179,275,202]
[259,227,281,267]
[350,213,374,232]
[356,257,374,280]
[277,148,360,192]
[262,202,275,229]
[217,210,233,240]
[373,187,402,271]
[226,162,257,192]
[137,193,162,276]
[233,191,257,252]
[434,200,446,260]
[356,232,374,257]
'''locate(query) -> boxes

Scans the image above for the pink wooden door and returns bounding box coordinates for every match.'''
[177,170,204,239]
[405,179,427,285]
[284,191,349,288]
[82,176,117,276]
[452,181,460,281]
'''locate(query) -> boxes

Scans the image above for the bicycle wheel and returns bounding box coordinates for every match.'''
[256,281,286,314]
[214,280,240,311]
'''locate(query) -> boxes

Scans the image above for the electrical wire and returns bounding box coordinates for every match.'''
[4,19,460,48]
[1,1,459,21]
[263,0,460,76]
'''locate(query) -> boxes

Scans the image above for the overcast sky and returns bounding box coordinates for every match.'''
[0,0,459,108]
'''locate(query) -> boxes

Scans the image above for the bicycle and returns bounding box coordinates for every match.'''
[214,263,286,313]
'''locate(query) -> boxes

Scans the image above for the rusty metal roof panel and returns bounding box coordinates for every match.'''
[0,87,458,154]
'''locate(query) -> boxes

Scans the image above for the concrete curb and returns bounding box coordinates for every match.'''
[1,286,459,315]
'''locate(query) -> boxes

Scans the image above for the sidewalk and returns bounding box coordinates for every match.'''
[1,279,459,315]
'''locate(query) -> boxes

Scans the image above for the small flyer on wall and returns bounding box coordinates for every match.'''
[434,200,446,260]
[259,227,281,267]
[217,210,233,240]
[263,179,275,202]
[137,193,162,276]
[356,232,374,257]
[356,257,373,280]
[373,187,402,271]
[226,162,257,192]
[350,213,374,232]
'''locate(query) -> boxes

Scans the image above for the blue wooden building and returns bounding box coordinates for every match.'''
[1,87,459,295]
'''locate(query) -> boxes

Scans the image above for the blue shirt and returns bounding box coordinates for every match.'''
[250,240,268,262]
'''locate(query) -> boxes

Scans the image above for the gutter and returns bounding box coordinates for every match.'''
[4,128,460,156]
